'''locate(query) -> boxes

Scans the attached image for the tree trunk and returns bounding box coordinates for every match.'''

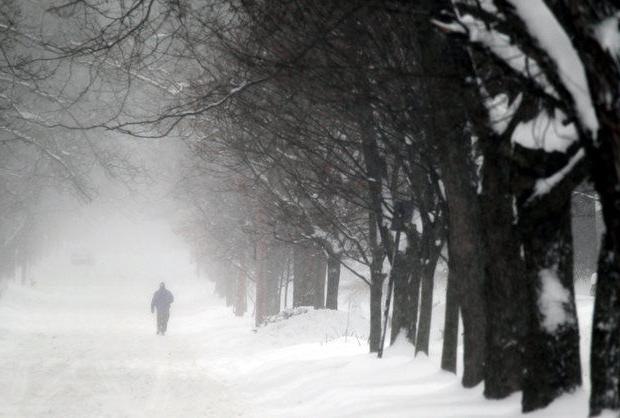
[355,87,391,353]
[415,261,435,356]
[588,124,620,416]
[326,253,341,310]
[571,191,598,281]
[440,156,487,387]
[391,251,413,344]
[434,136,487,388]
[441,265,459,373]
[509,141,586,412]
[234,262,247,317]
[533,8,620,415]
[264,244,286,316]
[367,194,386,353]
[480,135,528,399]
[416,0,487,387]
[293,243,311,307]
[369,273,384,353]
[293,242,326,308]
[313,254,327,309]
[590,234,620,416]
[406,264,422,344]
[254,238,268,327]
[520,197,581,412]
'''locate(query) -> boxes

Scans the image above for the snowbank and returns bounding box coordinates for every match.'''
[257,306,369,345]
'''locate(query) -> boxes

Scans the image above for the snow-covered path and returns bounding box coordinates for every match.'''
[0,261,597,418]
[0,274,248,418]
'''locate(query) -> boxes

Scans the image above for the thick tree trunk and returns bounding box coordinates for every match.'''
[588,125,620,416]
[435,140,487,387]
[520,197,581,412]
[293,243,311,307]
[535,9,620,415]
[390,251,424,345]
[481,136,528,399]
[264,244,286,316]
[293,242,326,308]
[313,254,327,309]
[416,0,487,387]
[571,191,598,281]
[441,266,459,373]
[590,234,620,416]
[440,160,487,387]
[326,254,341,310]
[510,141,586,412]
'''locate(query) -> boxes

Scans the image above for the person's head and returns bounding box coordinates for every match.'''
[159,282,165,289]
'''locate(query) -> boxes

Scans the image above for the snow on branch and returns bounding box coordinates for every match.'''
[594,12,620,67]
[506,0,599,139]
[433,14,558,100]
[527,148,585,203]
[483,92,523,135]
[512,109,578,153]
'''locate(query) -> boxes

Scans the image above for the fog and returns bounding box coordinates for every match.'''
[36,203,193,288]
[15,131,191,284]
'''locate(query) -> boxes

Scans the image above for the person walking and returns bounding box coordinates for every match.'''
[151,282,174,335]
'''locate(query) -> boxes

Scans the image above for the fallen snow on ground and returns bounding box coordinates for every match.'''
[0,260,596,418]
[0,276,246,418]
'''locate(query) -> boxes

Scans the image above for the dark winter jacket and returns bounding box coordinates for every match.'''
[151,288,174,313]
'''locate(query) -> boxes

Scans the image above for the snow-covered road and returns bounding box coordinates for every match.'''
[0,261,597,418]
[0,274,248,418]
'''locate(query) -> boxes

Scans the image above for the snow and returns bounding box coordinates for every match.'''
[537,266,574,333]
[507,0,599,139]
[435,15,558,99]
[444,1,600,140]
[411,208,424,234]
[594,13,620,65]
[0,256,597,417]
[257,306,368,344]
[0,278,247,418]
[485,92,523,135]
[528,148,585,201]
[591,272,598,285]
[512,109,578,153]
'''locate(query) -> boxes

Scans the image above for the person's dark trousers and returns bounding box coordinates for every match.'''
[156,309,170,335]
